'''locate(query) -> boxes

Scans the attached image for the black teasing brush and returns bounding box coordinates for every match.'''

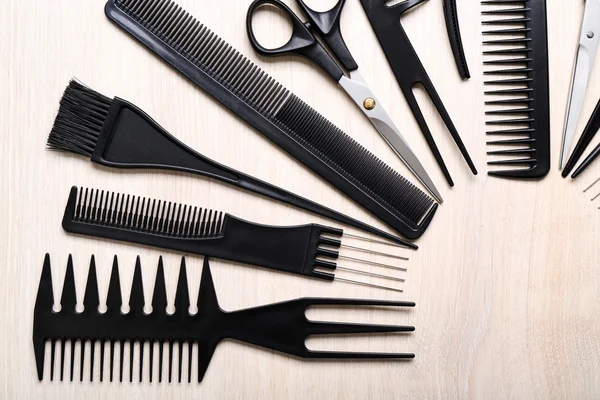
[46,80,414,248]
[104,0,438,240]
[33,255,416,383]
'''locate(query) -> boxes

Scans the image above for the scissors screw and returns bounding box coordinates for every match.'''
[363,98,376,110]
[588,31,595,39]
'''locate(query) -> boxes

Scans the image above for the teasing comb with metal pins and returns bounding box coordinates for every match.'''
[62,186,409,292]
[33,254,416,383]
[482,0,551,179]
[104,0,438,240]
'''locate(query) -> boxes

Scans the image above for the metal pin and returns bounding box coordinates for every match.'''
[340,244,408,260]
[335,277,403,293]
[336,266,405,283]
[338,255,407,272]
[342,233,412,249]
[584,177,600,193]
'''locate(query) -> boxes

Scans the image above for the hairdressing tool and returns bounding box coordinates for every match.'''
[47,79,413,248]
[62,186,409,292]
[359,0,477,187]
[584,177,600,202]
[105,0,438,240]
[34,254,415,383]
[246,0,441,203]
[563,99,600,178]
[572,143,600,178]
[560,0,600,169]
[482,0,551,179]
[443,0,470,80]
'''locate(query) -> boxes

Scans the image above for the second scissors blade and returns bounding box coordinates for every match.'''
[339,72,443,203]
[560,0,600,169]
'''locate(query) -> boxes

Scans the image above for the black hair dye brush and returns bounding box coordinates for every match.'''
[47,80,414,248]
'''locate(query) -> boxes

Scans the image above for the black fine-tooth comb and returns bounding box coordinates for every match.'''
[62,186,409,292]
[482,0,550,179]
[33,254,416,383]
[443,0,471,80]
[359,0,478,187]
[46,79,412,248]
[104,0,438,240]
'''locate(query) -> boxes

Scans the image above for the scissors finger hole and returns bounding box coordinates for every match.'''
[250,4,294,50]
[301,0,339,12]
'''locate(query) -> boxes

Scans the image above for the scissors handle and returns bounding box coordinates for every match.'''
[296,0,358,72]
[247,0,344,81]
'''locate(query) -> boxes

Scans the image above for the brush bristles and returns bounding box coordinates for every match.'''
[47,80,113,157]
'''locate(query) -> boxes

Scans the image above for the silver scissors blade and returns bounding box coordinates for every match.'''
[339,70,443,203]
[560,0,600,169]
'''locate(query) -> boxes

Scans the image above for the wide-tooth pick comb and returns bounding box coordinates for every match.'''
[33,254,416,383]
[482,0,550,179]
[62,186,409,292]
[104,0,438,240]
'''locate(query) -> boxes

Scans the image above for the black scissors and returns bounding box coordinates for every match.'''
[246,0,443,203]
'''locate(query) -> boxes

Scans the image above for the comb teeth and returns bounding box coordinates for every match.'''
[482,0,550,179]
[115,0,290,116]
[34,255,416,383]
[71,187,224,238]
[106,0,437,238]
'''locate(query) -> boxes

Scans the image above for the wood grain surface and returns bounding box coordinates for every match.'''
[1,0,599,399]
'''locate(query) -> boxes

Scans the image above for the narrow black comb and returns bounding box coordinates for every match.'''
[62,186,408,291]
[33,254,416,383]
[482,0,550,179]
[104,0,437,240]
[443,0,471,80]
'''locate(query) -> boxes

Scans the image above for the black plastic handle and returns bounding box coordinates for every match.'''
[563,99,600,178]
[296,0,358,71]
[246,0,344,81]
[384,0,429,16]
[572,142,600,179]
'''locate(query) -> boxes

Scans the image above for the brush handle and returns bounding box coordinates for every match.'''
[93,98,414,247]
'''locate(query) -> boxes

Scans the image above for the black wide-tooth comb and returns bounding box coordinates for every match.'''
[62,186,409,292]
[33,254,416,383]
[104,0,438,240]
[482,0,550,179]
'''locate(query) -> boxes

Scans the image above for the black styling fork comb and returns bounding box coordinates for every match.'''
[104,0,438,240]
[33,254,416,383]
[47,79,412,248]
[482,0,550,179]
[359,0,478,186]
[62,186,409,292]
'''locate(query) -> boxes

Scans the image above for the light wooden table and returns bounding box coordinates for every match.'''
[1,0,599,399]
